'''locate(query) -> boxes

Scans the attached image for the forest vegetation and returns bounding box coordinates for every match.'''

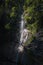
[0,0,43,65]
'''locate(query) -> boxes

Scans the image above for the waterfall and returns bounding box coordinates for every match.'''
[15,15,25,64]
[20,15,25,44]
[15,15,28,64]
[18,15,29,52]
[20,15,28,46]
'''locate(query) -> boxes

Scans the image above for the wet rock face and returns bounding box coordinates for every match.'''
[31,31,43,60]
[14,40,43,65]
[0,21,20,65]
[20,33,43,65]
[28,39,43,65]
[35,31,43,41]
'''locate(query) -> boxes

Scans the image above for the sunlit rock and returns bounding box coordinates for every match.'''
[18,45,24,52]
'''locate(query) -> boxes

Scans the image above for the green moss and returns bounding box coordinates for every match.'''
[5,23,11,29]
[10,7,16,17]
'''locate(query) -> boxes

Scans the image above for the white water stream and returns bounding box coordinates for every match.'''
[20,15,25,44]
[16,15,28,64]
[18,15,29,52]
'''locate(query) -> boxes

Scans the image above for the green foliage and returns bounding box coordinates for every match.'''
[5,23,11,29]
[23,0,43,46]
[10,7,16,17]
[0,0,43,42]
[23,0,43,33]
[0,0,43,65]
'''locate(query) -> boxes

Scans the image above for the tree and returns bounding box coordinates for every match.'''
[23,0,43,34]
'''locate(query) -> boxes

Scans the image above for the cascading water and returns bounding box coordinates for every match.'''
[15,15,24,64]
[15,15,28,65]
[17,15,29,53]
[17,15,25,53]
[20,15,25,45]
